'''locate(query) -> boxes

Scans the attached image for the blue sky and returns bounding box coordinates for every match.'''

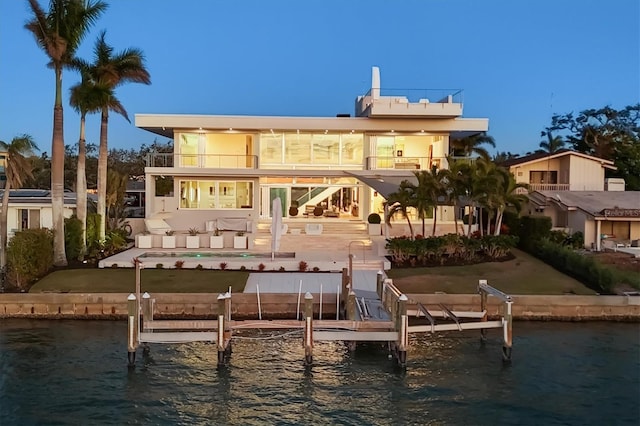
[1,0,638,156]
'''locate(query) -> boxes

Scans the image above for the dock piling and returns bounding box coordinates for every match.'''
[217,293,226,367]
[346,290,357,351]
[127,293,138,367]
[479,283,488,341]
[502,300,513,362]
[397,294,409,367]
[303,292,314,365]
[376,271,384,299]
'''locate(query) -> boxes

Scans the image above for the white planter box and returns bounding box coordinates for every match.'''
[186,235,200,249]
[137,234,153,249]
[368,223,381,236]
[162,235,176,249]
[210,235,224,249]
[233,236,247,249]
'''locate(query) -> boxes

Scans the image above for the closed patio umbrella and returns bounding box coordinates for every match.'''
[271,197,283,260]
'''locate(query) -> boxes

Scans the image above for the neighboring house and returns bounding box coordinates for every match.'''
[528,190,640,251]
[134,67,489,232]
[501,149,618,192]
[0,189,85,240]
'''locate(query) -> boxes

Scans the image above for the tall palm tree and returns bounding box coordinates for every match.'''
[0,135,39,269]
[69,68,113,258]
[423,166,448,236]
[25,0,107,266]
[443,159,472,235]
[87,31,150,240]
[451,133,496,159]
[384,185,415,238]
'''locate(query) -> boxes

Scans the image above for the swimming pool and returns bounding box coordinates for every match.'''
[138,251,295,259]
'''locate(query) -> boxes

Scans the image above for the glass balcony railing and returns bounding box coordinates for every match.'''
[366,156,455,170]
[146,153,258,168]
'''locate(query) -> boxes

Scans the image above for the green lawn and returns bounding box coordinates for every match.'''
[29,249,596,295]
[30,269,250,293]
[387,248,596,295]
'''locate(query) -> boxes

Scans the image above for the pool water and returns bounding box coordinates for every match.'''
[138,251,296,259]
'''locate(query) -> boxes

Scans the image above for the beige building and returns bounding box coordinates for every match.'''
[502,149,618,192]
[528,191,640,251]
[135,67,488,235]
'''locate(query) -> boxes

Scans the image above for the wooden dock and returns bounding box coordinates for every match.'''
[126,258,514,368]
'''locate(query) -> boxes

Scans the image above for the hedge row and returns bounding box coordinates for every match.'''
[529,238,615,294]
[386,234,518,266]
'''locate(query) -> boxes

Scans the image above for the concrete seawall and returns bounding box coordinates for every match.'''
[0,293,638,321]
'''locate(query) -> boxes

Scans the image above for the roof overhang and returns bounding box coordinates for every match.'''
[135,114,488,138]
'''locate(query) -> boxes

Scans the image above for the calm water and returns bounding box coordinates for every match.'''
[0,320,638,425]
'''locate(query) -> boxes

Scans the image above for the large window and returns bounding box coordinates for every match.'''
[180,180,253,209]
[179,133,199,167]
[260,132,363,168]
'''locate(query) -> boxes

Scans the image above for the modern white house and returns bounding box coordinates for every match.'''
[134,67,489,238]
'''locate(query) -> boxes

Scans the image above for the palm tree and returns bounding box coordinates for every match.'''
[538,131,566,188]
[539,132,565,154]
[86,31,150,240]
[384,185,415,238]
[423,167,448,236]
[0,135,39,269]
[69,70,111,258]
[404,170,437,237]
[451,133,496,159]
[443,159,472,234]
[490,168,528,235]
[25,0,107,266]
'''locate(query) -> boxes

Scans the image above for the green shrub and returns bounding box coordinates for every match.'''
[6,229,54,291]
[518,216,552,250]
[64,216,83,261]
[480,235,519,259]
[367,213,381,224]
[532,238,614,294]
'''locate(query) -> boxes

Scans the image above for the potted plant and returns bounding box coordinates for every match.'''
[367,213,382,236]
[233,230,247,249]
[289,201,299,217]
[186,227,201,249]
[210,228,224,249]
[162,230,176,249]
[137,232,153,249]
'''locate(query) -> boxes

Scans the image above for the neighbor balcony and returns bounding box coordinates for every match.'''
[146,153,258,169]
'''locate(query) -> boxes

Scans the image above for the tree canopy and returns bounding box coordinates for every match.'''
[544,104,640,190]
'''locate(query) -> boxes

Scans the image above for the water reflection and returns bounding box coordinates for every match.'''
[0,320,638,425]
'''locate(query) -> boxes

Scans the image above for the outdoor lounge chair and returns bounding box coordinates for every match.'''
[144,218,172,235]
[305,223,323,235]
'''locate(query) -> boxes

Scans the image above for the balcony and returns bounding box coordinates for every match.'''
[146,153,258,169]
[528,184,570,192]
[515,184,571,195]
[356,88,463,118]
